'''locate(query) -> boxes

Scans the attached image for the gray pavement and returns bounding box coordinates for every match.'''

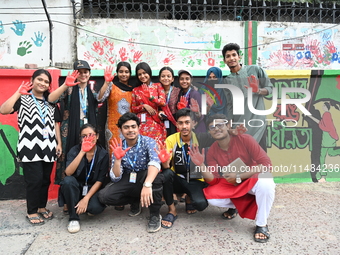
[0,182,339,255]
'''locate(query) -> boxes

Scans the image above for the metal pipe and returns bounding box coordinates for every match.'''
[41,0,53,66]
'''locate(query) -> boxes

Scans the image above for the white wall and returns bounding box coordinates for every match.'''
[0,0,75,68]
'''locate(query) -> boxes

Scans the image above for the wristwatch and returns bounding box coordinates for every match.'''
[236,174,242,184]
[143,182,152,188]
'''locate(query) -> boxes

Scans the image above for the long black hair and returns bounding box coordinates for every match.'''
[135,62,152,87]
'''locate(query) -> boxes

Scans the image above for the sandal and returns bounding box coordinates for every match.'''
[161,213,178,229]
[26,215,45,226]
[38,209,54,220]
[221,208,238,220]
[254,225,270,243]
[185,202,197,215]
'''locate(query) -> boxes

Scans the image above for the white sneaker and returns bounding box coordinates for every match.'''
[67,220,80,233]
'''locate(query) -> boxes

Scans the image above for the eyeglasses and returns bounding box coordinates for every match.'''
[208,123,225,131]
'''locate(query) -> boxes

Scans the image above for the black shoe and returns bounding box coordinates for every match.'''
[147,214,162,233]
[128,203,141,217]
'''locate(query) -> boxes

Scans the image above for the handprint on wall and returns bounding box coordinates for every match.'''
[0,21,4,34]
[119,47,128,61]
[92,41,104,55]
[17,41,32,56]
[163,54,175,65]
[31,31,46,47]
[132,51,143,63]
[11,20,26,36]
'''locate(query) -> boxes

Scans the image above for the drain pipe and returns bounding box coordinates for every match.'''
[41,0,53,66]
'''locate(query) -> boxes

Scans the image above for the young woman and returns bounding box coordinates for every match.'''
[97,62,134,156]
[48,60,101,185]
[0,69,61,225]
[131,62,167,142]
[58,124,108,233]
[158,67,180,136]
[176,69,206,132]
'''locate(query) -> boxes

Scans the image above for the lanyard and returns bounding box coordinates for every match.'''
[85,148,97,185]
[124,137,140,170]
[166,86,173,104]
[180,137,191,171]
[31,94,48,125]
[183,87,191,107]
[79,87,87,117]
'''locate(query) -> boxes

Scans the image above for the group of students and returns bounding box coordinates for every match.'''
[0,43,275,243]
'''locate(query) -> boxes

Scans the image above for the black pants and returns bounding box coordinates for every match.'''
[59,176,106,221]
[162,168,208,211]
[98,170,164,216]
[22,161,54,214]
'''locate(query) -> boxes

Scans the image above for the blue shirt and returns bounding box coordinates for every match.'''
[109,135,161,182]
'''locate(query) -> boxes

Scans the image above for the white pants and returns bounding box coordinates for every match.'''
[208,173,276,226]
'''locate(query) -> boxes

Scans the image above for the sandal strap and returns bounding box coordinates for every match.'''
[254,225,270,239]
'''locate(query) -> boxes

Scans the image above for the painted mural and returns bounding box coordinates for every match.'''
[258,22,340,70]
[76,19,244,72]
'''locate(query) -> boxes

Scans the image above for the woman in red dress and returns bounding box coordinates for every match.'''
[131,62,167,142]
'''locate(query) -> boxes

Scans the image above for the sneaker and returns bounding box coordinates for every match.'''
[128,203,141,217]
[147,214,162,233]
[67,220,80,233]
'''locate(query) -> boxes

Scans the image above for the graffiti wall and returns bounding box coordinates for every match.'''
[76,19,243,73]
[258,22,340,70]
[0,0,74,68]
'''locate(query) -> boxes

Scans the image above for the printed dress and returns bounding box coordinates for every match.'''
[131,82,166,142]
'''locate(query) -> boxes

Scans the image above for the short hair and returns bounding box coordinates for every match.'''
[206,114,229,128]
[175,108,194,121]
[117,112,141,128]
[116,61,131,74]
[222,43,240,59]
[135,62,152,87]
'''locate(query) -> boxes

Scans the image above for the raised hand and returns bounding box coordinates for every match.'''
[154,140,172,163]
[17,81,33,95]
[188,145,205,166]
[206,92,214,107]
[110,138,131,160]
[190,98,200,113]
[65,70,80,87]
[81,134,96,152]
[245,75,259,93]
[177,96,188,110]
[229,124,247,136]
[104,66,115,82]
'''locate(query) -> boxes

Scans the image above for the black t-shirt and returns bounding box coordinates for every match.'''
[173,143,190,176]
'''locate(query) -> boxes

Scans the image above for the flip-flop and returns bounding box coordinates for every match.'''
[254,225,270,243]
[161,213,178,229]
[221,208,238,220]
[26,215,45,226]
[38,209,54,220]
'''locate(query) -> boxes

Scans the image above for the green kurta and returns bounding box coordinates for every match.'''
[224,65,273,142]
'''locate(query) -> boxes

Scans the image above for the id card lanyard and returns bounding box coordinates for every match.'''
[124,137,140,183]
[166,86,173,104]
[82,148,97,196]
[79,88,88,123]
[183,87,191,108]
[31,94,49,139]
[180,137,191,182]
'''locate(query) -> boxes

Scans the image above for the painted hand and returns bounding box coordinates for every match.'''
[110,138,131,160]
[206,92,214,107]
[190,98,200,113]
[104,66,115,82]
[245,75,259,93]
[177,96,188,110]
[81,134,96,152]
[65,71,80,87]
[188,145,205,166]
[17,81,33,95]
[154,140,172,163]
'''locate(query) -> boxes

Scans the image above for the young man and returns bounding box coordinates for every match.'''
[98,112,164,233]
[189,114,276,243]
[156,108,214,229]
[222,43,273,151]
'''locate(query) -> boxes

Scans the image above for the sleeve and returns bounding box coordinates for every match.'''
[66,145,85,178]
[96,151,110,183]
[54,104,62,123]
[131,88,145,113]
[205,145,220,185]
[11,98,21,113]
[151,83,166,106]
[97,82,113,103]
[257,66,273,95]
[147,137,161,170]
[242,135,272,168]
[165,136,175,161]
[109,154,124,182]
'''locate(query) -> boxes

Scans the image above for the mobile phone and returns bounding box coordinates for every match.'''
[160,113,168,119]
